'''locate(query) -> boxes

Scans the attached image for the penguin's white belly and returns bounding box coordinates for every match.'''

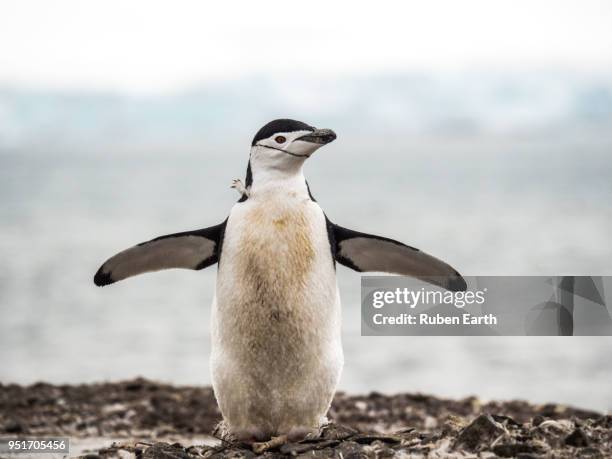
[211,197,343,438]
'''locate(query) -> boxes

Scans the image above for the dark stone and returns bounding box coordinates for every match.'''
[211,450,256,459]
[295,449,337,459]
[532,415,545,426]
[595,415,612,428]
[491,414,522,427]
[540,404,560,417]
[336,441,369,459]
[319,423,358,440]
[455,414,505,451]
[565,428,589,447]
[493,443,537,457]
[351,434,401,445]
[280,440,339,455]
[125,380,145,391]
[142,443,192,459]
[257,453,285,459]
[4,419,23,433]
[76,421,88,430]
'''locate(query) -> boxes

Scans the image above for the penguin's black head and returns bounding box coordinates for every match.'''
[251,118,336,158]
[246,119,336,188]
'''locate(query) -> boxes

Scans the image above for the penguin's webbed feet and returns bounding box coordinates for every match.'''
[252,435,288,454]
[231,178,250,198]
[251,426,322,453]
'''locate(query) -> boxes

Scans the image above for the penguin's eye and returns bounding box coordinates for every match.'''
[274,136,286,144]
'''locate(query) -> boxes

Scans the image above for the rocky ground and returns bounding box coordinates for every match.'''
[0,378,610,458]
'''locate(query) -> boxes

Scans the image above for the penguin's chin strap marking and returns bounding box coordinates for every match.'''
[258,144,311,158]
[235,144,310,199]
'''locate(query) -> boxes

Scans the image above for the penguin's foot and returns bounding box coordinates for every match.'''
[250,426,321,453]
[252,435,288,454]
[231,178,249,197]
[214,421,270,444]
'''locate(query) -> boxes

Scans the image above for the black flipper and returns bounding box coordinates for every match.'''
[327,219,466,292]
[94,221,226,287]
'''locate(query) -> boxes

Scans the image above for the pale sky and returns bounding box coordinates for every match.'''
[1,0,612,92]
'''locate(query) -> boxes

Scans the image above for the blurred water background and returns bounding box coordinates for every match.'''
[1,73,611,411]
[1,0,612,413]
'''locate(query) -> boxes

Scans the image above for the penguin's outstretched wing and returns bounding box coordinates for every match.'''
[94,221,226,286]
[328,221,466,292]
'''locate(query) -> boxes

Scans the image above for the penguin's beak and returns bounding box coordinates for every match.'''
[297,128,337,145]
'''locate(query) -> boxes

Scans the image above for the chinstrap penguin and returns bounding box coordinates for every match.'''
[94,118,466,442]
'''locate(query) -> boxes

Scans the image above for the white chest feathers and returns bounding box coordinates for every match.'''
[232,199,314,299]
[218,192,337,308]
[214,191,340,354]
[210,193,343,439]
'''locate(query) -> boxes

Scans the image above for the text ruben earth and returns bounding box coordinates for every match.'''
[370,287,497,326]
[372,312,497,325]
